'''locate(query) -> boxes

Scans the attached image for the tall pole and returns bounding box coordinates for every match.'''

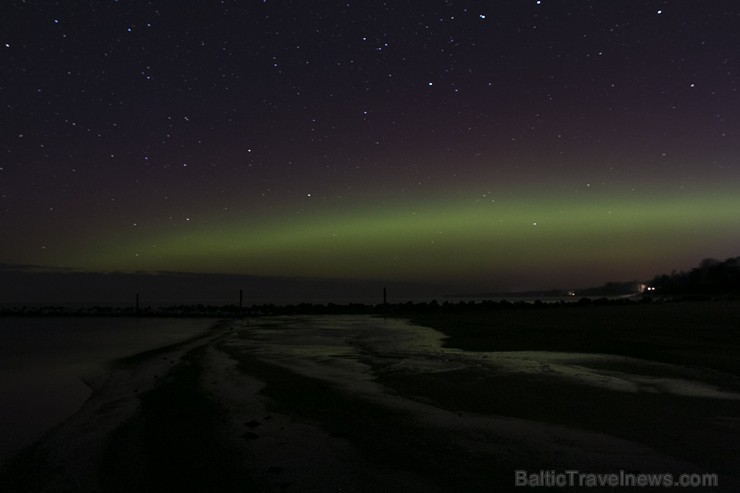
[135,293,140,316]
[383,287,387,305]
[239,289,243,310]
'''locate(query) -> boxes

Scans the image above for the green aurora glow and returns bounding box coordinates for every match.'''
[65,189,740,289]
[4,3,740,295]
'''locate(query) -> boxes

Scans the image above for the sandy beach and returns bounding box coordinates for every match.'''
[2,302,739,492]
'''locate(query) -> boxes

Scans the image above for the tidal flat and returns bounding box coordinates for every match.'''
[2,301,739,492]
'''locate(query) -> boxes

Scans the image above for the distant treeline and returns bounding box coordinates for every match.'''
[649,256,740,295]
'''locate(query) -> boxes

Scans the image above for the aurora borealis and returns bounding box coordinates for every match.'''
[2,1,740,296]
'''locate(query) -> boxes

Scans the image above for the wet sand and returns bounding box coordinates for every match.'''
[2,303,739,492]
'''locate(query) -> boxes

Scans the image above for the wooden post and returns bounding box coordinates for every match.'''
[383,287,387,305]
[239,289,243,310]
[135,293,140,316]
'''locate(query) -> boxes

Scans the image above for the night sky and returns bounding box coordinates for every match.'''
[2,1,740,293]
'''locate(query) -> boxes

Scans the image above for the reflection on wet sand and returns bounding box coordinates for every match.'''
[3,314,739,492]
[228,315,740,401]
[212,316,739,491]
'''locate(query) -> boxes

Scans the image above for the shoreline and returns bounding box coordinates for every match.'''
[2,307,739,492]
[0,318,225,475]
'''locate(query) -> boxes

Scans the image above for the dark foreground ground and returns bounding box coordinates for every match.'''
[1,301,739,492]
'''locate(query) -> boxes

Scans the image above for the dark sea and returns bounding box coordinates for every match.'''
[0,317,216,463]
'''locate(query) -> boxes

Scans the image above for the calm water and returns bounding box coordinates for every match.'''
[0,317,216,463]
